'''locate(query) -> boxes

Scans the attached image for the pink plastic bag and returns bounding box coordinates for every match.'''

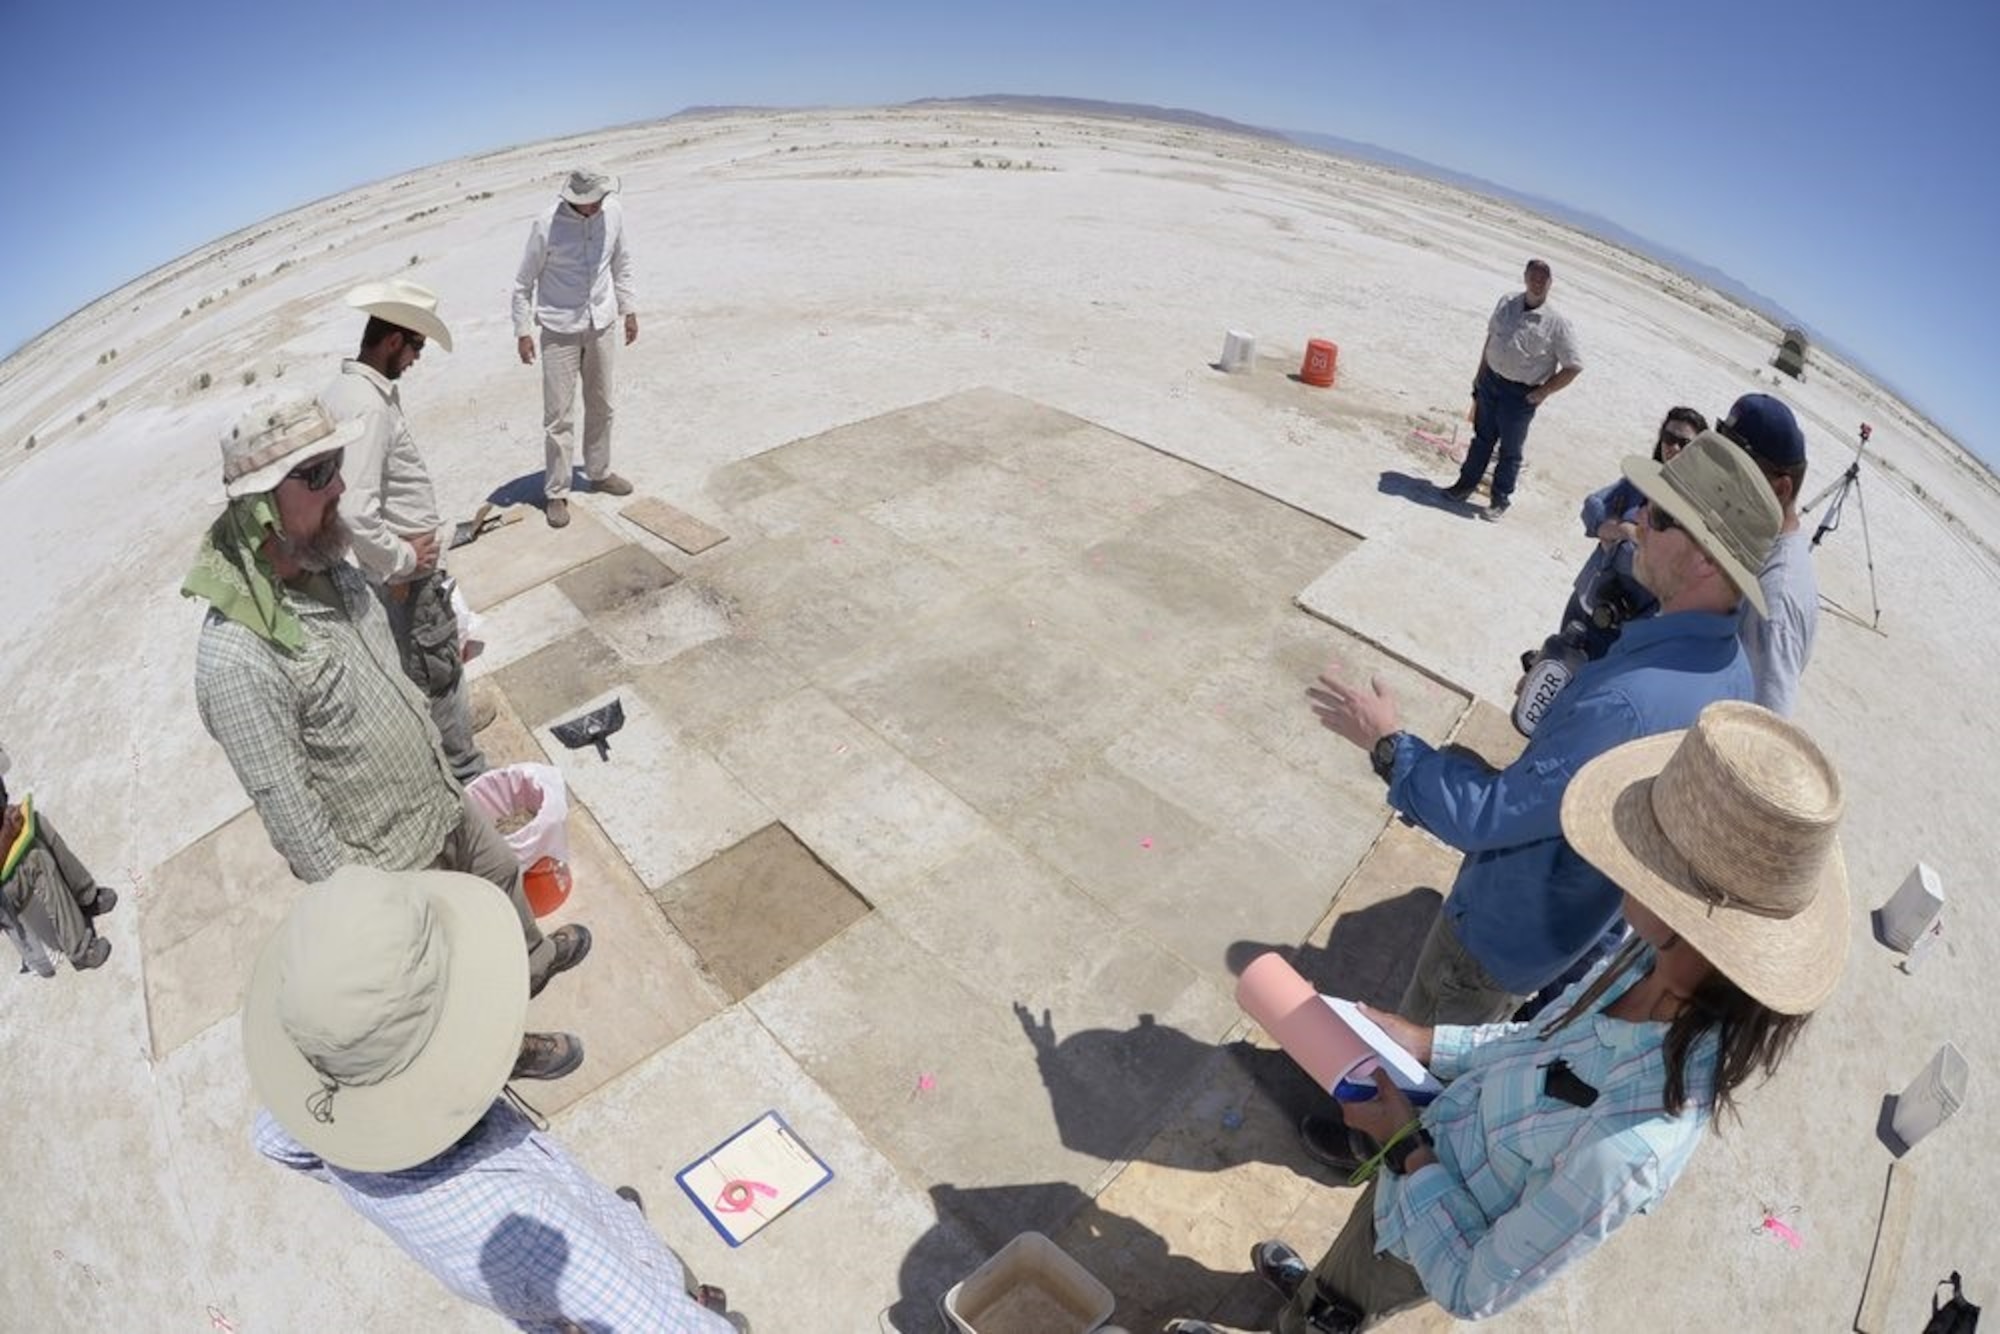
[465,764,569,869]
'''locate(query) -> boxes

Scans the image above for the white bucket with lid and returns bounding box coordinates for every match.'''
[1891,1041,1968,1150]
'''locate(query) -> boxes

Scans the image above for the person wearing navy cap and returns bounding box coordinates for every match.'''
[1717,394,1818,716]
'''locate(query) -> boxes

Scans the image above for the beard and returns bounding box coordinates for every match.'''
[275,512,353,572]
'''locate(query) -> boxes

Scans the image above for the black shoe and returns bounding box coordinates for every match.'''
[1162,1322,1223,1334]
[1298,1113,1371,1175]
[86,887,118,917]
[1438,482,1475,503]
[1482,498,1511,522]
[529,924,592,998]
[615,1185,646,1215]
[1520,647,1539,673]
[74,937,112,970]
[1252,1239,1308,1302]
[512,1031,585,1081]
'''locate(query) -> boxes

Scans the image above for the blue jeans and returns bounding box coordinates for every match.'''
[1454,365,1539,501]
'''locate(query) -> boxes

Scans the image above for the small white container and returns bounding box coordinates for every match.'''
[941,1231,1115,1334]
[1219,330,1257,373]
[1881,862,1945,952]
[1892,1042,1968,1150]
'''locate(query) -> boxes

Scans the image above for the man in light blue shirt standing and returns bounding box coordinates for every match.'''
[513,166,640,529]
[1717,392,1820,716]
[1310,432,1780,1027]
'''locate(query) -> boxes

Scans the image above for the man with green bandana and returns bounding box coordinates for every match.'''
[186,402,593,1082]
[2,769,116,976]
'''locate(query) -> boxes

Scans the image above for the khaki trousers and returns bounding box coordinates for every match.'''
[432,796,553,988]
[1397,909,1527,1027]
[540,324,618,500]
[2,814,106,967]
[378,571,486,784]
[1276,1180,1431,1332]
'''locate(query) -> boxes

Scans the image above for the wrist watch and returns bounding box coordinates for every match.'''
[1385,1128,1434,1176]
[1370,732,1403,784]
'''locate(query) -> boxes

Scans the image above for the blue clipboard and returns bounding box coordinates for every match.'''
[676,1110,834,1248]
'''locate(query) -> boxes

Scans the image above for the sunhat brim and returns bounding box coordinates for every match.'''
[344,287,453,353]
[1621,456,1770,618]
[561,177,617,205]
[1562,732,1848,1014]
[222,413,368,500]
[242,869,529,1172]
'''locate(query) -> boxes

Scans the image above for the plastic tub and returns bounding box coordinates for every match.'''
[941,1232,1115,1334]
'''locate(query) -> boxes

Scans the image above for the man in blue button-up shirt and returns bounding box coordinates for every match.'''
[1310,432,1781,1025]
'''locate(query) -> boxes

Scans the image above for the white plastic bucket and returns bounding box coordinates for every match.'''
[1219,330,1257,373]
[1892,1042,1968,1149]
[941,1232,1115,1334]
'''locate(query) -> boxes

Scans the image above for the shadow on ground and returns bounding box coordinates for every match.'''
[488,467,598,508]
[1377,469,1473,516]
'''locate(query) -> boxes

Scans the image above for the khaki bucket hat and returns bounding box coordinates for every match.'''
[346,277,454,353]
[561,166,618,205]
[220,401,367,499]
[1620,430,1781,616]
[242,866,528,1172]
[1561,700,1849,1015]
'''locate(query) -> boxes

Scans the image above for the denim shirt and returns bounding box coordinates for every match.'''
[1382,610,1752,994]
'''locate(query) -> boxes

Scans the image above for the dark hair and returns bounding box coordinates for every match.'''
[360,316,407,352]
[1758,456,1809,504]
[1652,407,1709,462]
[1544,937,1811,1125]
[0,776,8,810]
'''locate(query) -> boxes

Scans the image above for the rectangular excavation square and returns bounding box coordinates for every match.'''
[555,542,682,617]
[653,823,871,1001]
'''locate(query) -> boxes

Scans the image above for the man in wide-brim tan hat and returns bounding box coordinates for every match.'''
[246,866,740,1330]
[511,164,639,528]
[1171,701,1847,1334]
[186,401,593,1042]
[320,278,491,783]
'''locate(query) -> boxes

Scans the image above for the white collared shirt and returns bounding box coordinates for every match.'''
[511,196,637,337]
[318,360,441,583]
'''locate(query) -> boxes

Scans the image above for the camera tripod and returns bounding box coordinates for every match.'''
[1802,422,1883,631]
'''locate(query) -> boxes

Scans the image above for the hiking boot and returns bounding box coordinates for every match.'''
[1162,1322,1224,1334]
[1252,1239,1309,1302]
[512,1031,585,1081]
[1482,498,1511,522]
[590,472,634,496]
[468,692,499,734]
[615,1185,646,1215]
[86,887,119,917]
[529,924,592,998]
[75,937,112,970]
[1437,481,1476,503]
[1298,1113,1372,1175]
[546,498,570,529]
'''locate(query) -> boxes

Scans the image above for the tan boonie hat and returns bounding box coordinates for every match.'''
[346,277,453,353]
[220,401,367,499]
[1621,431,1781,616]
[241,866,528,1172]
[561,166,618,206]
[1561,700,1849,1015]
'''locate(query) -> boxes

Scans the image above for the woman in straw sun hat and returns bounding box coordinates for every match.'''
[1167,700,1848,1334]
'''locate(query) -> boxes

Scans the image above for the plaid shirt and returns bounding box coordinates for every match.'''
[254,1104,732,1333]
[194,564,461,882]
[1374,950,1719,1319]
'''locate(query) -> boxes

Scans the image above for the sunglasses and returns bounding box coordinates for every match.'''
[287,449,344,492]
[1645,500,1681,534]
[1659,429,1697,450]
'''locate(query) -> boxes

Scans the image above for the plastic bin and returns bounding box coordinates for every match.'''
[941,1232,1115,1334]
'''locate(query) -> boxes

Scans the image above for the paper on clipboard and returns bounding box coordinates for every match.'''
[1325,996,1441,1094]
[676,1111,832,1247]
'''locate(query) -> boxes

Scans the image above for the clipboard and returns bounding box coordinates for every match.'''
[676,1111,833,1247]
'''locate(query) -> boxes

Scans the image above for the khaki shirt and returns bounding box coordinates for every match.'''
[319,360,443,584]
[194,564,462,882]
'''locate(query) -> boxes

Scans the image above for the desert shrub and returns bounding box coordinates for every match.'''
[242,369,258,386]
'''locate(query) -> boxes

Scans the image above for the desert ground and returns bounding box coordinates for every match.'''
[1,106,1994,1332]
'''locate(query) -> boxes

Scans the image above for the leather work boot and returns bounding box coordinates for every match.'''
[511,1031,585,1081]
[546,498,570,528]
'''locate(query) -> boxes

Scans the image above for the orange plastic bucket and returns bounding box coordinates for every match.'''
[523,856,572,917]
[1300,338,1338,387]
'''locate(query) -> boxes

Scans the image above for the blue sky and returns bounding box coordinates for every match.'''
[3,1,1993,459]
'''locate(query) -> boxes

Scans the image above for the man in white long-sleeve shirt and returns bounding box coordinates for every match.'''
[511,166,638,529]
[319,279,487,781]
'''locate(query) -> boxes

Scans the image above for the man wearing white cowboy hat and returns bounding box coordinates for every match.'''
[1309,431,1780,1035]
[1170,701,1847,1334]
[320,277,490,783]
[246,866,741,1331]
[187,401,593,1044]
[512,165,639,529]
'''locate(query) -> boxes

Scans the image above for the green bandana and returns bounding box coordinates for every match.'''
[181,493,304,651]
